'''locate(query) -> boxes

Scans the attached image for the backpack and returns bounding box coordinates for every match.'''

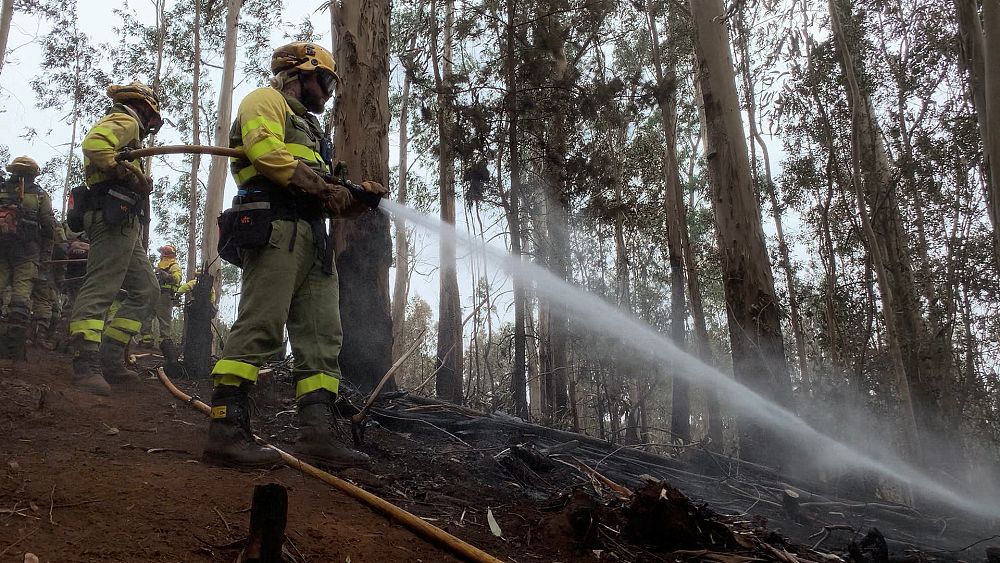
[66,184,90,233]
[0,204,18,236]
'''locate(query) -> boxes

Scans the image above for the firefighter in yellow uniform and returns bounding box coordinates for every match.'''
[68,82,163,396]
[202,42,386,469]
[0,157,55,360]
[139,244,182,347]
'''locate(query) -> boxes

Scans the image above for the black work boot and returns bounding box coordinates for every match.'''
[203,385,282,469]
[295,390,370,470]
[2,316,29,361]
[71,336,110,396]
[31,319,55,350]
[99,340,141,384]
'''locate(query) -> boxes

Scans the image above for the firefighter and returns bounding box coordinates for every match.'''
[139,244,182,348]
[0,157,55,360]
[67,81,163,396]
[30,222,67,350]
[203,42,386,469]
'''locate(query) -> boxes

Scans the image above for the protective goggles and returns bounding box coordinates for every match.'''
[317,70,338,97]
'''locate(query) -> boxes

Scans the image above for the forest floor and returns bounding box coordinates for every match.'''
[0,346,996,562]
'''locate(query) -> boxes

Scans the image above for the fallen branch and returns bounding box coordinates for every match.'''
[352,328,426,426]
[564,456,632,497]
[156,368,502,563]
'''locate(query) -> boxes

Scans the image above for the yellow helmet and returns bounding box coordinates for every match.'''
[107,81,160,114]
[271,42,339,82]
[5,156,40,177]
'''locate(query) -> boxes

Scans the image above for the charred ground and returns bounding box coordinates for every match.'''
[0,348,995,562]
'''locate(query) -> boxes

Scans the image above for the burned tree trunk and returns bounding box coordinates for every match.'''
[182,271,215,379]
[243,484,287,563]
[331,0,394,394]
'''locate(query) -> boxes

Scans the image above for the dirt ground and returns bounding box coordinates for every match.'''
[1,346,995,563]
[0,348,490,563]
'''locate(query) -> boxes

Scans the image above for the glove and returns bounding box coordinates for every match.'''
[350,180,386,209]
[114,162,153,194]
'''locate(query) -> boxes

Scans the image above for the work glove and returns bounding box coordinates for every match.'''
[114,162,153,195]
[290,161,378,217]
[357,180,387,208]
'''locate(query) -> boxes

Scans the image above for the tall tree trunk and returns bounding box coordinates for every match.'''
[985,0,1000,262]
[331,0,393,394]
[734,10,809,393]
[187,0,202,278]
[391,27,419,363]
[537,10,571,423]
[646,0,690,442]
[689,0,794,465]
[202,0,241,287]
[430,0,463,403]
[954,0,999,266]
[0,0,13,79]
[140,0,167,251]
[828,0,924,461]
[683,56,723,449]
[505,0,528,419]
[62,31,81,217]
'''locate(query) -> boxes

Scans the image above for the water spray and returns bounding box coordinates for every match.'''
[380,199,1000,520]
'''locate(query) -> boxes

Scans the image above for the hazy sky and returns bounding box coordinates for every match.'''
[0,0,496,329]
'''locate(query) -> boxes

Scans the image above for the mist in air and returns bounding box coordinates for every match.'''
[380,198,1000,520]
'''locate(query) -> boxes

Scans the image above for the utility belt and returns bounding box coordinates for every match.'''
[66,182,146,232]
[217,184,330,271]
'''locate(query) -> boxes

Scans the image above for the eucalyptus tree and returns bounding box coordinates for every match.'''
[330,0,394,393]
[389,0,426,365]
[0,0,60,78]
[30,0,110,215]
[689,0,794,465]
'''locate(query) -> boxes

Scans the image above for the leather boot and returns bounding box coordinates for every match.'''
[31,319,55,350]
[203,385,282,469]
[0,324,13,360]
[99,340,140,384]
[295,390,370,470]
[2,315,29,361]
[71,336,110,396]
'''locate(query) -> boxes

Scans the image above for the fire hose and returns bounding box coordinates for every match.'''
[116,145,245,161]
[115,144,381,208]
[154,368,502,563]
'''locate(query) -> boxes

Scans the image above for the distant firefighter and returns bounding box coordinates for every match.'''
[139,244,182,348]
[0,156,55,361]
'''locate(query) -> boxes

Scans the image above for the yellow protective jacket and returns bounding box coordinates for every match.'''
[81,104,144,187]
[228,87,330,189]
[155,257,182,292]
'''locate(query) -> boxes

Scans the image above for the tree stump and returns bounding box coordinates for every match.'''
[182,271,215,379]
[243,483,288,563]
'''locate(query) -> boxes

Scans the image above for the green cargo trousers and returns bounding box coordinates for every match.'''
[68,210,158,349]
[211,219,342,398]
[139,290,174,343]
[0,239,39,319]
[31,266,59,325]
